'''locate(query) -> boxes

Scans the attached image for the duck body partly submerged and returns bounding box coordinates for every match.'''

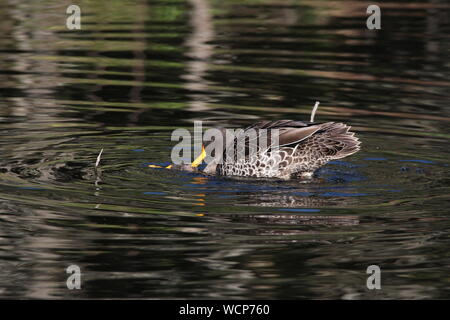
[202,120,360,180]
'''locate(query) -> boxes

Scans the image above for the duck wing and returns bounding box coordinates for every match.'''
[245,120,308,130]
[242,120,323,151]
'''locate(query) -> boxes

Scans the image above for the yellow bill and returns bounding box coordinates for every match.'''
[148,164,172,169]
[191,145,206,168]
[148,145,205,169]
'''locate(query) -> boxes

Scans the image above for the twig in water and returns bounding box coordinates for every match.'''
[310,101,320,122]
[95,148,104,168]
[94,148,103,191]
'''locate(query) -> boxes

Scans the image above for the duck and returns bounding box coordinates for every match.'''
[152,103,361,180]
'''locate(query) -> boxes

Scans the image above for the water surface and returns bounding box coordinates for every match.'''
[0,0,449,299]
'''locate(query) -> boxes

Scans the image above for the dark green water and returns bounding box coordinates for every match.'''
[0,0,449,299]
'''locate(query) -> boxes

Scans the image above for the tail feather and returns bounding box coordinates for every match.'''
[317,122,360,159]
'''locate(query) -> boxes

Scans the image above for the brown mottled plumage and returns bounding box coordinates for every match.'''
[202,120,360,180]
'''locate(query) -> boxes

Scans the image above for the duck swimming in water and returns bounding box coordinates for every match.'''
[152,103,360,180]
